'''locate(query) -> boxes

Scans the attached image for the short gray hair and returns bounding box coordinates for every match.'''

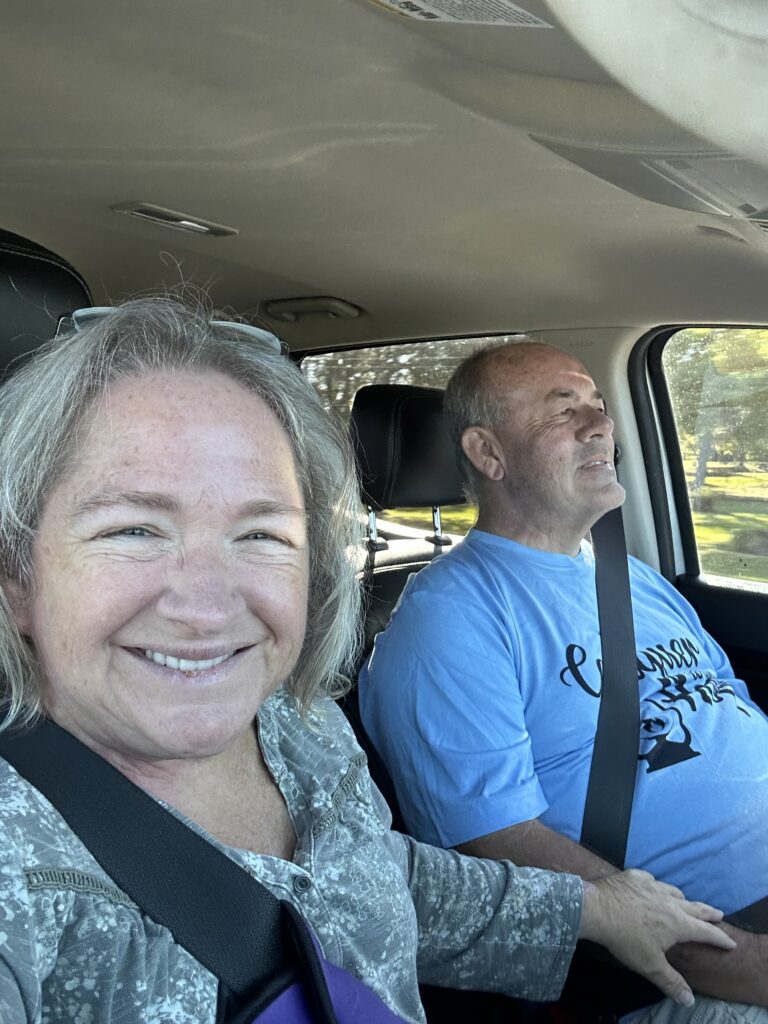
[444,339,562,501]
[0,297,363,727]
[443,342,513,501]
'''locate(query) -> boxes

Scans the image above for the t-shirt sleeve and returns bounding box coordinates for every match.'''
[385,830,581,1001]
[360,578,548,848]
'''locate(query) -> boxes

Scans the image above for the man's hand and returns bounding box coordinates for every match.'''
[668,925,768,1007]
[460,817,767,1003]
[580,869,736,1007]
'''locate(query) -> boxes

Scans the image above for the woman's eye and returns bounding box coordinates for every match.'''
[102,526,154,539]
[239,530,290,546]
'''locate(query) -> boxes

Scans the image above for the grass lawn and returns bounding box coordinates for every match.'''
[381,503,477,536]
[686,465,768,583]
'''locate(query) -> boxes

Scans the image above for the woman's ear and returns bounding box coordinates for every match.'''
[0,575,32,635]
[461,426,506,483]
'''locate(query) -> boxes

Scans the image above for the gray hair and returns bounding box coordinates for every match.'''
[0,297,363,727]
[443,342,514,501]
[444,338,560,501]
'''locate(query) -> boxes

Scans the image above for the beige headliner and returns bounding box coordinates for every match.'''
[2,0,767,350]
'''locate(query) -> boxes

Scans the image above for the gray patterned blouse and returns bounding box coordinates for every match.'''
[0,689,582,1023]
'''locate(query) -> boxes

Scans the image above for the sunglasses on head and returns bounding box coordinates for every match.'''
[56,306,286,355]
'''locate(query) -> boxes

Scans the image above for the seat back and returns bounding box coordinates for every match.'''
[342,384,467,830]
[350,383,465,650]
[0,230,91,377]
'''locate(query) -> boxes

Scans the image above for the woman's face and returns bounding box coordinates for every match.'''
[11,370,309,767]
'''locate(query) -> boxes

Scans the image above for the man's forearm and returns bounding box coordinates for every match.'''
[456,817,618,880]
[456,818,768,1005]
[669,925,768,1007]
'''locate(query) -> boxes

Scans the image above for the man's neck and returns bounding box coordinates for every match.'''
[474,506,586,557]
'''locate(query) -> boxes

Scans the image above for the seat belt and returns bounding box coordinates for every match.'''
[580,504,640,869]
[563,505,667,1023]
[579,507,768,931]
[0,718,304,1018]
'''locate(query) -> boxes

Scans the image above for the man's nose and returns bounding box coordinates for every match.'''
[155,544,243,632]
[576,406,614,440]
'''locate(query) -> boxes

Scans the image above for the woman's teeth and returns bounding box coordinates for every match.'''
[142,649,232,672]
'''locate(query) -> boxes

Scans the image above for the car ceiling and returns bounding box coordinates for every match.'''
[2,0,768,351]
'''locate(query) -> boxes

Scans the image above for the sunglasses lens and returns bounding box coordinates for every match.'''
[72,307,115,330]
[209,320,284,354]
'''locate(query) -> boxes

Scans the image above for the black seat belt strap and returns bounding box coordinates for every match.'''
[580,505,640,868]
[0,718,296,1004]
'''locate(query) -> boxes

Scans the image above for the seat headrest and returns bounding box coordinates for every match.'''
[0,230,91,377]
[350,384,465,510]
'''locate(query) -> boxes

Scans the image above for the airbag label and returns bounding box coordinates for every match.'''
[372,0,552,27]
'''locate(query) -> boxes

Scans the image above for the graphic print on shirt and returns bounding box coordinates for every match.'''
[558,634,752,773]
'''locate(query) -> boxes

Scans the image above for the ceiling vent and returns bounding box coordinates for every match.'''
[112,202,238,237]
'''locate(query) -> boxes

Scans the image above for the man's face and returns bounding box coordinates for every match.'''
[472,347,626,552]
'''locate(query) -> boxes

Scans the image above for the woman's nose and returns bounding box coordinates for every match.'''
[155,545,243,632]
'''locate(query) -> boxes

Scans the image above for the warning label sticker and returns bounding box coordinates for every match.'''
[371,0,552,26]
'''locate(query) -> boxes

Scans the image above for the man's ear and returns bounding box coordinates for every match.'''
[0,575,32,635]
[461,427,506,483]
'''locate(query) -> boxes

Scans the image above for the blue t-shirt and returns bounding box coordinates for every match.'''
[358,528,768,915]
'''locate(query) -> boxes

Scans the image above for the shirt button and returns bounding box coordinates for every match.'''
[293,874,312,894]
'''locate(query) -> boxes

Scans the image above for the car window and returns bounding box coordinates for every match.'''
[302,336,516,535]
[662,327,768,586]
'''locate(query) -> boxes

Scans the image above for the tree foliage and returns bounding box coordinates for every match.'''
[663,328,768,474]
[301,336,515,421]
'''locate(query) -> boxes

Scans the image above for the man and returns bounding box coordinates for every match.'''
[358,340,768,1011]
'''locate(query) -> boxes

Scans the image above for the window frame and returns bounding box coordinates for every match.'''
[634,322,768,588]
[294,330,522,367]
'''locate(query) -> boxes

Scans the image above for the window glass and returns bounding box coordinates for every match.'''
[663,327,768,584]
[302,336,516,534]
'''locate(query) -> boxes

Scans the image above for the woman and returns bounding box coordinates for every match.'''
[0,298,733,1022]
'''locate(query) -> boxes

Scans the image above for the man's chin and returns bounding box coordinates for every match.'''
[586,481,626,524]
[605,480,627,510]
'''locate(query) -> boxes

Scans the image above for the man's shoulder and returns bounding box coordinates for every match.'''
[627,554,681,601]
[398,529,534,592]
[385,533,506,623]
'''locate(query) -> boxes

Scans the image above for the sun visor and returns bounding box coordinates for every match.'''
[531,135,768,233]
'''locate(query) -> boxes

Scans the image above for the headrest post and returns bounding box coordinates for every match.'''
[427,505,452,547]
[366,506,387,552]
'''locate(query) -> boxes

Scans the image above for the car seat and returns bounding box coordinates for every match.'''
[0,229,91,377]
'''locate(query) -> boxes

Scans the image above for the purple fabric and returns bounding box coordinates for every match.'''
[254,950,408,1023]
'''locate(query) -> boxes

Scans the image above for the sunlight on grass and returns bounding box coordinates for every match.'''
[381,504,477,536]
[686,469,768,582]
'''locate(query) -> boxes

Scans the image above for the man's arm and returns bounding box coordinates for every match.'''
[457,817,768,1006]
[457,817,615,880]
